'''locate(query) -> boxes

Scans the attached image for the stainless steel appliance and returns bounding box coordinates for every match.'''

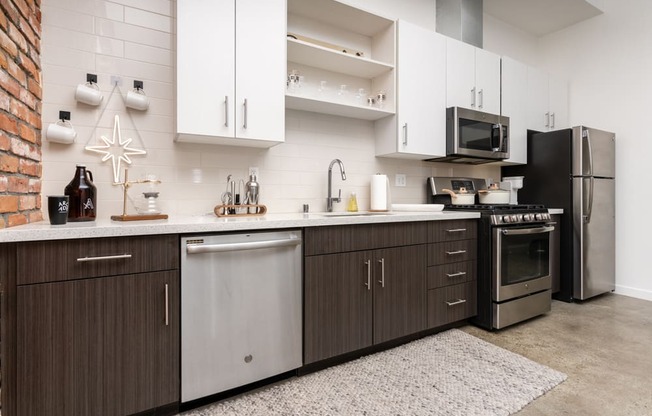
[180,230,302,402]
[503,126,616,301]
[429,177,553,329]
[427,107,509,164]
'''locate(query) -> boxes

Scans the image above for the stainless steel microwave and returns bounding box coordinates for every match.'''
[427,107,509,164]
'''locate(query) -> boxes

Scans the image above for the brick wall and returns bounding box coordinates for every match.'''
[0,0,42,228]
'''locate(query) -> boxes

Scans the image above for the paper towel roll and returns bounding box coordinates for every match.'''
[370,174,389,211]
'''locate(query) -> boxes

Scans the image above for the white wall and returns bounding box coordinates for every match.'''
[484,1,652,301]
[537,0,652,301]
[40,0,499,218]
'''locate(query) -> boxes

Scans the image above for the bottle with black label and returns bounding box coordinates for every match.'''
[65,164,97,221]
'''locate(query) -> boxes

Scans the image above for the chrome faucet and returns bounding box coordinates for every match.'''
[327,159,347,212]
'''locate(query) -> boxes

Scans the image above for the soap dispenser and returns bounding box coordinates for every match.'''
[347,192,358,212]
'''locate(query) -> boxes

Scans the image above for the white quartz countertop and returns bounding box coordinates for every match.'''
[0,211,481,243]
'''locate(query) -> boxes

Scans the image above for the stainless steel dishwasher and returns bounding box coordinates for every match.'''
[180,230,302,403]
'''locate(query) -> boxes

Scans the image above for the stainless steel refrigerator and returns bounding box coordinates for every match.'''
[503,126,616,302]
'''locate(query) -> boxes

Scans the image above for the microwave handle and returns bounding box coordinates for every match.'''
[492,123,503,152]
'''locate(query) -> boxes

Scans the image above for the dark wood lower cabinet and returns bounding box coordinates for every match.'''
[304,245,426,364]
[17,271,179,416]
[304,251,373,364]
[427,281,477,328]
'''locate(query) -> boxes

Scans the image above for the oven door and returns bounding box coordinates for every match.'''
[492,224,554,302]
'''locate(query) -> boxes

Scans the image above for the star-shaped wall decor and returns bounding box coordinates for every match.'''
[85,115,147,183]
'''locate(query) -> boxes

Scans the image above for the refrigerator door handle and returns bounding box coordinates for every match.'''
[584,176,594,224]
[584,128,594,176]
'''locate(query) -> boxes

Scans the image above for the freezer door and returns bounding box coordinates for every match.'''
[572,177,616,300]
[572,126,616,178]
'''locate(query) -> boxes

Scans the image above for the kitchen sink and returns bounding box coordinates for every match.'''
[312,211,394,217]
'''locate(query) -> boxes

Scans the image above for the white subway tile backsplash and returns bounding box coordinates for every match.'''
[42,5,95,34]
[42,44,97,71]
[124,7,173,33]
[124,42,172,66]
[107,0,174,18]
[95,18,173,49]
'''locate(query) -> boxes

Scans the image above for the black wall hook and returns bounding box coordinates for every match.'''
[59,110,71,121]
[86,73,98,84]
[134,80,144,90]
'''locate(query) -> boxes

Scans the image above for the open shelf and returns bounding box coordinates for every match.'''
[287,38,394,79]
[286,94,394,121]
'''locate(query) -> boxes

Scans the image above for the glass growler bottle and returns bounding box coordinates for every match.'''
[65,165,97,221]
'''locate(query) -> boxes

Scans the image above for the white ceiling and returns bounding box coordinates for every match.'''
[483,0,605,37]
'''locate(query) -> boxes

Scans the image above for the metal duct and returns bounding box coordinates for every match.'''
[436,0,483,48]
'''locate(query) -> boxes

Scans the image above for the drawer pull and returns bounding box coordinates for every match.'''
[76,254,132,262]
[446,299,467,306]
[445,250,467,256]
[164,283,169,326]
[446,228,467,233]
[446,271,467,278]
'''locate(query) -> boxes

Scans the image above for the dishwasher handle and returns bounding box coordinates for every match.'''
[186,237,301,254]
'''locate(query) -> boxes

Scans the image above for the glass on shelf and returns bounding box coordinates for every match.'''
[337,84,349,102]
[355,88,367,105]
[376,90,387,109]
[287,69,303,94]
[316,80,330,99]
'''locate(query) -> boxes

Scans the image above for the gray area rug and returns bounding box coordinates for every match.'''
[182,329,566,416]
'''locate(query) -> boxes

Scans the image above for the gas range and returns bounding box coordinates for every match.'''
[443,204,550,226]
[428,177,553,330]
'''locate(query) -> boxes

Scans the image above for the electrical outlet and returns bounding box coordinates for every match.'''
[249,167,259,179]
[395,174,407,187]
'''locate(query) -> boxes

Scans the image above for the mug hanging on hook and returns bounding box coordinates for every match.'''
[125,80,149,111]
[46,110,77,144]
[75,73,103,106]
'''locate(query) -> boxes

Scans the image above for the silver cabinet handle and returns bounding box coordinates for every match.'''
[243,98,248,129]
[445,250,467,255]
[445,228,467,233]
[365,260,371,290]
[224,96,229,127]
[446,271,467,278]
[478,88,483,109]
[164,283,169,326]
[186,237,300,254]
[545,112,550,127]
[77,254,132,262]
[378,258,385,288]
[402,123,408,146]
[471,87,476,107]
[446,299,467,306]
[501,226,555,236]
[550,112,555,128]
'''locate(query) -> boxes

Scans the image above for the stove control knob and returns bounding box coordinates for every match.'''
[535,213,544,221]
[502,215,512,223]
[524,214,534,222]
[516,214,523,222]
[510,215,518,223]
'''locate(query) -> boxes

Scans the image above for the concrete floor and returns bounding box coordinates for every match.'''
[462,293,652,415]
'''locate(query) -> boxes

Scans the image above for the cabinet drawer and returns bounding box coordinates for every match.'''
[427,281,477,328]
[17,235,179,285]
[427,261,476,289]
[429,220,477,242]
[427,240,477,266]
[304,222,427,256]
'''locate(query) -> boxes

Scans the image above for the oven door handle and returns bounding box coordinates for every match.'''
[501,225,555,236]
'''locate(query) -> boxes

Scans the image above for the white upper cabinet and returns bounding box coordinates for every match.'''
[286,0,395,121]
[446,38,501,114]
[176,0,286,147]
[526,67,569,132]
[500,56,528,164]
[376,21,446,158]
